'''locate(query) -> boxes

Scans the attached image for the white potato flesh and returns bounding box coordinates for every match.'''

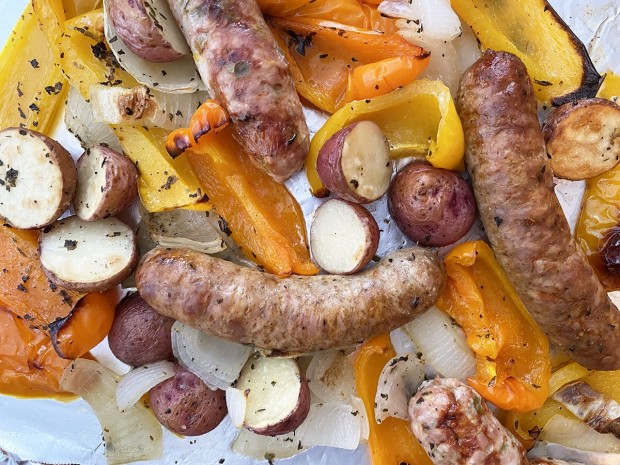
[40,216,136,290]
[236,355,308,435]
[0,128,76,229]
[310,199,379,274]
[340,121,392,202]
[75,149,109,220]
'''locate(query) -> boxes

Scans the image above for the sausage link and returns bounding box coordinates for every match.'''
[135,247,445,354]
[457,50,620,370]
[167,0,309,182]
[409,378,529,465]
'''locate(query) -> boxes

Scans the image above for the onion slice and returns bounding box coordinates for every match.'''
[306,348,356,403]
[60,359,162,465]
[390,327,418,357]
[116,360,175,411]
[296,401,361,450]
[103,0,204,93]
[404,306,476,380]
[528,440,620,465]
[374,354,425,423]
[171,321,253,390]
[232,428,303,460]
[225,387,247,429]
[539,414,620,453]
[65,86,122,152]
[378,0,461,41]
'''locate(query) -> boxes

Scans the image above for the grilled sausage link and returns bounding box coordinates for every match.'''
[409,378,529,465]
[409,378,583,465]
[167,0,309,182]
[458,50,620,370]
[135,247,445,354]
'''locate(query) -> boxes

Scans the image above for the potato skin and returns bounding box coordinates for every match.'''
[108,0,185,63]
[108,293,175,366]
[388,162,476,247]
[150,365,228,436]
[75,146,138,221]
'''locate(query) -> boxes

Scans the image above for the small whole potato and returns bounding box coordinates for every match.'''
[150,366,228,436]
[388,162,476,247]
[108,293,174,366]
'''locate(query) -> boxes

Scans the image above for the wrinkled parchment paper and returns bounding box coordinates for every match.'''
[1,0,619,464]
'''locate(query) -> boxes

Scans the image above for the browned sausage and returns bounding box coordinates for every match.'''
[409,378,529,465]
[167,0,309,182]
[457,50,620,370]
[135,247,445,354]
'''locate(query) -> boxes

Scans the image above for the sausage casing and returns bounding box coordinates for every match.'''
[167,0,309,182]
[135,247,445,354]
[458,50,620,370]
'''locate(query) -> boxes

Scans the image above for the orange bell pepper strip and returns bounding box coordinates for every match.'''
[354,334,433,465]
[166,101,318,277]
[267,17,429,113]
[436,241,551,412]
[257,0,397,33]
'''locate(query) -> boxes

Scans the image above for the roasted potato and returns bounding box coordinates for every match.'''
[542,98,620,180]
[106,0,189,63]
[236,354,310,436]
[388,162,476,247]
[74,145,138,222]
[149,365,228,436]
[0,127,76,229]
[310,199,379,274]
[39,216,138,292]
[317,121,392,204]
[108,293,175,366]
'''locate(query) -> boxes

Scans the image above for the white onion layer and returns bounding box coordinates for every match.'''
[539,414,620,453]
[225,387,247,429]
[374,354,425,423]
[59,359,162,465]
[404,306,476,380]
[115,360,175,411]
[306,348,356,403]
[378,0,461,41]
[171,321,253,390]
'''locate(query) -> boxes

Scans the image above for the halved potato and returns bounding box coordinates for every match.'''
[316,121,392,204]
[74,145,138,221]
[39,216,137,292]
[236,354,310,436]
[309,199,379,274]
[0,127,76,229]
[543,98,620,180]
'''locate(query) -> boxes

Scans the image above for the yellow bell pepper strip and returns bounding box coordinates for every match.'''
[436,241,551,412]
[166,102,318,277]
[57,10,206,212]
[505,362,619,448]
[257,0,397,33]
[307,79,464,196]
[451,0,602,106]
[63,0,102,19]
[268,17,429,114]
[597,73,620,100]
[0,0,66,133]
[574,164,620,291]
[354,334,433,465]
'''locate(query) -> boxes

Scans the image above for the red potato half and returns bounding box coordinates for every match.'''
[150,365,228,436]
[317,121,392,203]
[0,127,76,229]
[108,293,175,367]
[74,145,138,222]
[39,216,138,292]
[310,199,380,274]
[106,0,189,63]
[542,97,620,180]
[388,162,476,247]
[236,354,310,436]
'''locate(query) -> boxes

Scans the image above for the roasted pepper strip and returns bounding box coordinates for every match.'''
[0,0,66,132]
[268,17,429,113]
[62,0,102,18]
[166,102,318,277]
[57,10,205,212]
[597,73,620,100]
[575,164,620,291]
[257,0,397,32]
[436,241,551,412]
[307,79,464,196]
[354,334,433,465]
